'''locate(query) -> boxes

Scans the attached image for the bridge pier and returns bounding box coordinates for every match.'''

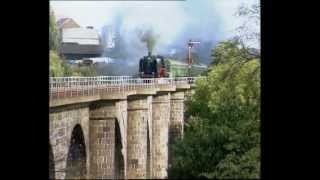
[89,101,117,179]
[151,92,170,179]
[184,89,195,100]
[127,95,152,179]
[168,91,185,168]
[169,91,185,142]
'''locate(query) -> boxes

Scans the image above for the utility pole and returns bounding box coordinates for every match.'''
[187,39,200,76]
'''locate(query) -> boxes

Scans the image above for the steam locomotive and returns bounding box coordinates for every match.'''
[139,51,207,78]
[139,51,168,78]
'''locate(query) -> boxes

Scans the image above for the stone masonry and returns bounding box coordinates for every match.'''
[89,101,116,179]
[151,92,170,178]
[169,91,185,142]
[49,103,90,179]
[49,86,193,179]
[127,95,150,179]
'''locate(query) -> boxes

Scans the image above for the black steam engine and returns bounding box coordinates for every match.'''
[139,51,168,78]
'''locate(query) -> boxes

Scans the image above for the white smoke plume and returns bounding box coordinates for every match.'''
[51,0,259,75]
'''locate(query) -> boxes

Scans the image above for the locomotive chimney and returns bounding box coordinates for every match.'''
[148,51,152,56]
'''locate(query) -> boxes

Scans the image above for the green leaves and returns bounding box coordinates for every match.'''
[168,40,260,179]
[49,8,58,51]
[49,51,97,77]
[49,51,64,77]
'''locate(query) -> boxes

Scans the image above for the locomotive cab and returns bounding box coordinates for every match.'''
[156,55,168,78]
[139,52,158,78]
[139,51,169,78]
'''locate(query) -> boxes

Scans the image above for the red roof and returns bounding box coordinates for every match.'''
[56,18,80,29]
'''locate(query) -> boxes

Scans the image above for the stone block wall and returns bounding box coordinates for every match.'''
[49,103,90,179]
[151,92,170,178]
[49,88,188,179]
[127,96,150,179]
[89,101,116,179]
[169,91,185,142]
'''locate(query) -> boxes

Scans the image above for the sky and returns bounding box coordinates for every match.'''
[50,0,259,65]
[51,0,258,39]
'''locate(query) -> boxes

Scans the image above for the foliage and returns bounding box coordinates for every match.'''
[49,7,98,77]
[235,2,260,56]
[49,8,58,51]
[71,65,98,77]
[210,40,242,66]
[50,51,64,77]
[50,51,97,77]
[168,39,260,179]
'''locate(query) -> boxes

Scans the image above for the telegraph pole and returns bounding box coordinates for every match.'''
[187,40,200,76]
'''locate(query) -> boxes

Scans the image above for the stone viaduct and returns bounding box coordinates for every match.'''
[49,76,200,179]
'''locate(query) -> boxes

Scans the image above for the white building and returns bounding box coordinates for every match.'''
[59,26,103,60]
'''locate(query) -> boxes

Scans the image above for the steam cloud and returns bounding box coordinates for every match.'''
[139,29,159,54]
[51,0,259,75]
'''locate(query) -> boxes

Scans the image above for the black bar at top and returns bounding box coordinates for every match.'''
[50,0,186,1]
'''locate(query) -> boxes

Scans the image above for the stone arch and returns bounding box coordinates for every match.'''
[49,142,55,180]
[65,124,87,179]
[115,118,125,179]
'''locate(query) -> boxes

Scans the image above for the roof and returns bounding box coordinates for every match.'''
[166,59,207,68]
[56,18,80,29]
[166,59,188,66]
[56,18,69,27]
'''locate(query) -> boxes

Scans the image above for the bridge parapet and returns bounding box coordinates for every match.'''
[49,76,205,101]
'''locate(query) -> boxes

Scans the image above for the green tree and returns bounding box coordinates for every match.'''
[49,7,98,77]
[50,51,64,77]
[50,50,97,77]
[49,8,58,51]
[168,40,260,178]
[72,66,97,76]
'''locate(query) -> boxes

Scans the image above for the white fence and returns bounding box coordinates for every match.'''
[49,76,205,99]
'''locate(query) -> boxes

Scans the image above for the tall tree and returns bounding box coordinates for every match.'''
[235,2,261,60]
[169,41,260,179]
[50,51,64,77]
[169,2,260,179]
[49,8,58,51]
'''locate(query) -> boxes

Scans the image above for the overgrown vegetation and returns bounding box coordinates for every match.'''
[49,7,97,77]
[49,9,58,51]
[49,51,97,77]
[168,3,260,179]
[49,51,64,77]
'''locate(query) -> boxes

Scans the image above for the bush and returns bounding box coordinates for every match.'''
[49,51,64,77]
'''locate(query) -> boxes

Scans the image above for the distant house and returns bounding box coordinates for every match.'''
[56,18,80,30]
[59,27,103,60]
[56,18,103,60]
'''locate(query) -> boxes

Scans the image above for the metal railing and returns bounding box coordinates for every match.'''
[49,76,206,100]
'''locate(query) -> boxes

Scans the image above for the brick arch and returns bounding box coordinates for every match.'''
[115,118,125,179]
[115,101,128,178]
[49,142,55,180]
[65,124,87,179]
